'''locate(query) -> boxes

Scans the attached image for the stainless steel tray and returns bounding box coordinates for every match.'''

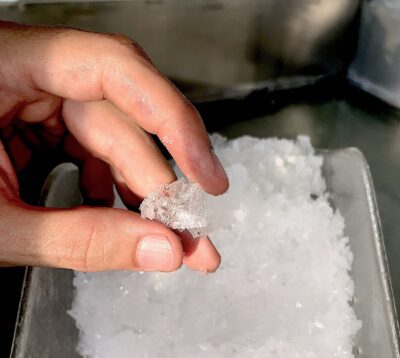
[10,149,400,358]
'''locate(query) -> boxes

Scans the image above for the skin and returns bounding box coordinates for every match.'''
[0,21,229,273]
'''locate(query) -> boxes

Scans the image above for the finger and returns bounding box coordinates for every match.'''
[18,95,64,147]
[63,100,176,198]
[0,92,23,126]
[0,202,184,272]
[64,129,149,210]
[101,67,229,196]
[9,25,228,194]
[18,94,61,124]
[64,134,114,207]
[80,159,114,207]
[180,231,221,273]
[39,115,65,147]
[111,166,143,209]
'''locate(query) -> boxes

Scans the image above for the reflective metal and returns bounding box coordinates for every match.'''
[0,0,360,101]
[349,0,400,108]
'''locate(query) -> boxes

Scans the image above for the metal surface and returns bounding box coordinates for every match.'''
[11,151,400,357]
[11,163,82,358]
[349,0,400,108]
[323,149,399,358]
[0,0,360,101]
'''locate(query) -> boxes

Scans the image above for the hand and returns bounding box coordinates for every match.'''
[0,22,228,273]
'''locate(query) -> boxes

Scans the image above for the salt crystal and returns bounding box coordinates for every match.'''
[139,177,208,238]
[70,135,361,358]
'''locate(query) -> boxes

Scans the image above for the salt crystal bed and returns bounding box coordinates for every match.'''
[69,135,361,358]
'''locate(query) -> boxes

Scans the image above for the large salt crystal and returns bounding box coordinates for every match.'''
[70,135,361,358]
[139,177,208,238]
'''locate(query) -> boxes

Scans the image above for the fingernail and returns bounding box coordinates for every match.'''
[211,149,228,181]
[137,235,174,271]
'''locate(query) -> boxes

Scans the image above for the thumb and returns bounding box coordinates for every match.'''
[0,203,183,272]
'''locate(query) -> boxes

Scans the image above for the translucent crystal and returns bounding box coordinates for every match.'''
[139,178,208,238]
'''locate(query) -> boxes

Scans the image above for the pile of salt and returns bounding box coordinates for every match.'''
[70,135,361,358]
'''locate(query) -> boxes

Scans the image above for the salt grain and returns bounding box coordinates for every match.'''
[70,135,361,358]
[139,177,208,238]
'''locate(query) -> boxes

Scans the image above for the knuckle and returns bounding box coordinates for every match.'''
[103,33,151,62]
[105,33,133,48]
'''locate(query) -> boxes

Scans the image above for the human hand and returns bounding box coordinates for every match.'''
[0,22,228,273]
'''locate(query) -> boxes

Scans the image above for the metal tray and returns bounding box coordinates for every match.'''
[10,149,400,358]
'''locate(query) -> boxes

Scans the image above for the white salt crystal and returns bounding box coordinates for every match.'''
[70,135,361,358]
[139,177,208,238]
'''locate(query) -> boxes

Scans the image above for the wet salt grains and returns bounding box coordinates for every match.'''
[70,135,361,358]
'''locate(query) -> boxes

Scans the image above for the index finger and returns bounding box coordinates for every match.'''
[9,24,229,195]
[102,55,229,195]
